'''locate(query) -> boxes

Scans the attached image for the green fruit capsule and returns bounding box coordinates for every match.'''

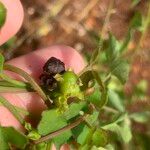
[0,1,7,28]
[58,71,84,100]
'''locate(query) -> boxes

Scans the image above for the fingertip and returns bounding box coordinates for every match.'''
[0,0,24,45]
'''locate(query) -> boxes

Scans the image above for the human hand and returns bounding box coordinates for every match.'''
[0,1,85,149]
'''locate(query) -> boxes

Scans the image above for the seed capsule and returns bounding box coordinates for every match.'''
[40,74,57,91]
[43,57,65,75]
[0,2,7,28]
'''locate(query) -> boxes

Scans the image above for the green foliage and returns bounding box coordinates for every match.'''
[0,1,7,28]
[110,59,130,84]
[0,126,28,149]
[63,101,86,120]
[85,111,99,127]
[130,111,150,123]
[76,125,92,145]
[108,90,125,112]
[103,114,132,143]
[0,53,4,72]
[53,129,72,150]
[37,109,68,136]
[91,128,108,147]
[0,1,149,149]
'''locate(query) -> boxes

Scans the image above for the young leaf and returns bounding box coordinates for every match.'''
[99,90,108,108]
[102,114,132,143]
[110,59,130,84]
[0,126,28,149]
[53,129,72,150]
[106,33,120,62]
[119,29,132,53]
[79,144,91,150]
[130,111,150,123]
[0,1,7,28]
[92,128,108,147]
[72,124,92,146]
[63,102,86,120]
[0,53,4,73]
[108,90,125,112]
[79,70,94,91]
[85,111,99,127]
[0,127,9,150]
[120,117,132,143]
[87,88,101,106]
[37,109,68,136]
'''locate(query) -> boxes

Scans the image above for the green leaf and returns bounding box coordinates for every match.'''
[72,124,92,146]
[0,53,4,73]
[85,111,99,127]
[34,142,51,150]
[106,33,120,61]
[0,126,28,149]
[77,125,92,145]
[130,111,150,123]
[87,88,101,105]
[132,0,141,7]
[27,130,41,140]
[102,114,132,143]
[99,90,108,108]
[130,11,142,30]
[0,1,7,28]
[108,90,125,112]
[38,109,68,136]
[79,144,91,150]
[79,70,94,91]
[92,128,108,147]
[110,59,130,84]
[63,102,86,120]
[0,127,9,150]
[119,29,132,53]
[53,129,72,150]
[120,117,132,143]
[87,87,108,108]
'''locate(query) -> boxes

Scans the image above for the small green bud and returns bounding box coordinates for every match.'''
[0,1,7,28]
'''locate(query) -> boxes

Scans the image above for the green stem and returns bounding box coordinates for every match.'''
[0,95,24,124]
[0,86,32,93]
[3,64,49,104]
[0,73,28,88]
[103,106,119,114]
[0,102,29,116]
[34,116,85,144]
[90,0,115,65]
[92,71,105,91]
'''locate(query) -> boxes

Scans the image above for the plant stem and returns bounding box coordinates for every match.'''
[103,106,119,114]
[3,64,49,104]
[92,70,105,91]
[0,95,24,124]
[135,1,150,53]
[0,86,32,93]
[0,102,29,116]
[0,73,28,88]
[90,0,115,65]
[34,116,85,144]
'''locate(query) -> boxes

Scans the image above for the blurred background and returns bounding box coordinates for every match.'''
[0,0,150,149]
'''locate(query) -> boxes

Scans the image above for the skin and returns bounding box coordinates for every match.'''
[0,1,85,149]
